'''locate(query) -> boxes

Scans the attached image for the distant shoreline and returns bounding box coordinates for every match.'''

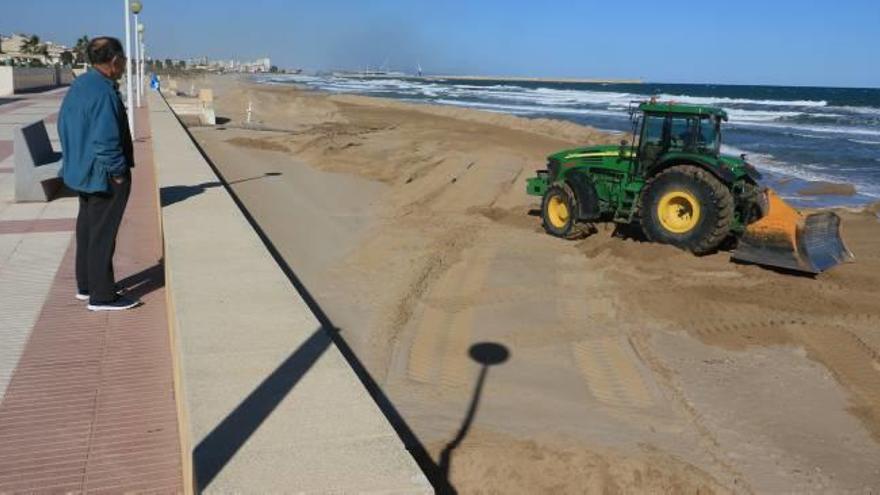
[425,75,643,84]
[339,74,643,85]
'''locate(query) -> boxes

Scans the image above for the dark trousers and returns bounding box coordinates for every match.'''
[75,175,131,303]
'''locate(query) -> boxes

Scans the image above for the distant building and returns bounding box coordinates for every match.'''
[0,33,72,66]
[187,56,209,69]
[154,55,277,74]
[195,57,273,73]
[251,57,271,73]
[43,41,67,62]
[1,34,28,54]
[0,34,29,64]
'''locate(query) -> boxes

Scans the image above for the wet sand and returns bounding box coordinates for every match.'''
[796,180,858,196]
[180,75,880,493]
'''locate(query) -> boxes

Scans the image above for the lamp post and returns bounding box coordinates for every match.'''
[138,23,145,105]
[124,0,136,137]
[131,1,142,108]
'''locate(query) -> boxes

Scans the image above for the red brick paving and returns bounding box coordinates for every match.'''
[0,106,184,492]
[0,140,12,163]
[0,218,76,234]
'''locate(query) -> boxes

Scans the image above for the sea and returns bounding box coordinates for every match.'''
[258,74,880,208]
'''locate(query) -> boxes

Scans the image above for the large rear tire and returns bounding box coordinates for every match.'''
[541,183,578,238]
[640,165,734,255]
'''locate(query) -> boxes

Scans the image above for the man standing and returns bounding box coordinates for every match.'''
[58,37,140,311]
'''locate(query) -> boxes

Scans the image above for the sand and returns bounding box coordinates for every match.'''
[796,180,858,196]
[177,75,880,493]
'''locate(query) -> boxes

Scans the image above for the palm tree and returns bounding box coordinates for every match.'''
[21,34,40,55]
[60,50,74,66]
[20,34,50,65]
[73,35,89,65]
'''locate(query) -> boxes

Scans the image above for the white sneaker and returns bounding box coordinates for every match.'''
[87,296,142,311]
[76,288,125,301]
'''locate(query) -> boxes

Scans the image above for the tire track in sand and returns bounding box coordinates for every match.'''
[555,255,656,410]
[571,337,656,410]
[795,324,880,442]
[407,245,496,390]
[627,331,755,493]
[630,277,880,442]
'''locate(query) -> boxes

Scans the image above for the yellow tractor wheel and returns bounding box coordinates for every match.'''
[541,184,578,238]
[640,165,734,255]
[657,190,701,234]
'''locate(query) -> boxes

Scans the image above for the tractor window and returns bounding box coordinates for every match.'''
[642,115,665,146]
[697,117,720,153]
[669,116,698,149]
[639,114,667,166]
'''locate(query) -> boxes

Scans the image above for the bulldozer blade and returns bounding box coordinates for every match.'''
[732,189,854,274]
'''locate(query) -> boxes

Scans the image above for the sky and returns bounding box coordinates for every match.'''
[1,0,878,87]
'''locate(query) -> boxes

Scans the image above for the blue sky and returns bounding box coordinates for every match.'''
[2,0,878,87]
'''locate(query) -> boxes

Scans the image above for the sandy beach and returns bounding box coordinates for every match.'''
[177,74,880,493]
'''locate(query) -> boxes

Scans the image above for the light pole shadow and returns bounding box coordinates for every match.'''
[159,172,281,207]
[193,326,334,490]
[438,342,510,486]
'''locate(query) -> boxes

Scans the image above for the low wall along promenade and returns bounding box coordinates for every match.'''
[0,66,75,96]
[148,90,432,492]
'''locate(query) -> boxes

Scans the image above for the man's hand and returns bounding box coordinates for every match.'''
[111,175,127,185]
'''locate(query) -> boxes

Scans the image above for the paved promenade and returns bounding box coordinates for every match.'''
[0,91,183,491]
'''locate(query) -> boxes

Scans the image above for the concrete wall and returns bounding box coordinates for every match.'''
[57,67,75,85]
[0,66,76,96]
[11,68,56,93]
[0,68,12,97]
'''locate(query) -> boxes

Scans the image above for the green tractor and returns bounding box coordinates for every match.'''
[526,101,853,274]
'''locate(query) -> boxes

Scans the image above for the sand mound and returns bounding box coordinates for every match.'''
[226,136,290,153]
[436,430,727,494]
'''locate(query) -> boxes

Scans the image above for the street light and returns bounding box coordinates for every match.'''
[138,23,145,103]
[124,0,137,137]
[131,1,143,107]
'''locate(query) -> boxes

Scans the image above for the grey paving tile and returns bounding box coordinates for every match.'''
[0,232,72,398]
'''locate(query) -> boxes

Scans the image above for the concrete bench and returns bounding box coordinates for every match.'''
[14,120,63,202]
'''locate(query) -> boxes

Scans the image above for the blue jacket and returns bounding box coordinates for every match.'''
[58,69,134,193]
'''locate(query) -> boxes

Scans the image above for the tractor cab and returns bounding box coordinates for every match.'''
[632,102,727,172]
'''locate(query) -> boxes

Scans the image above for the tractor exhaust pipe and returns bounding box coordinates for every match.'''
[732,189,854,274]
